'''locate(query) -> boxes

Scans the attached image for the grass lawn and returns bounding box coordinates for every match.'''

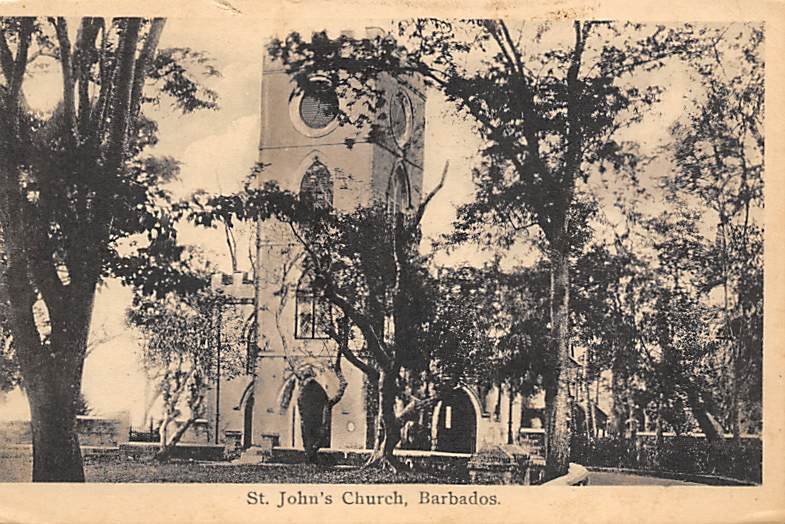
[0,454,470,483]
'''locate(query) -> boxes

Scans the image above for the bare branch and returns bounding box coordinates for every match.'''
[413,160,448,227]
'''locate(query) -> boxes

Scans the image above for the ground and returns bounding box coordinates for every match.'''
[0,454,469,483]
[0,450,705,485]
[589,471,700,486]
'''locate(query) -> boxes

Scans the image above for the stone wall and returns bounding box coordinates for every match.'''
[0,412,130,447]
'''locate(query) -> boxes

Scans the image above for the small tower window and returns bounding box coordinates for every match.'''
[386,166,411,216]
[295,271,331,339]
[300,160,333,208]
[299,78,338,129]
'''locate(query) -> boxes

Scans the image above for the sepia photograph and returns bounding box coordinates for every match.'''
[0,3,782,522]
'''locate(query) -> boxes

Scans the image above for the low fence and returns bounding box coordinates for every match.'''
[119,442,225,462]
[0,413,130,447]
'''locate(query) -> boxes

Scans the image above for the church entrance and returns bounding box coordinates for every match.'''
[296,380,332,462]
[435,389,477,454]
[242,394,254,449]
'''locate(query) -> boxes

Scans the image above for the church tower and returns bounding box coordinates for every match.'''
[244,28,426,451]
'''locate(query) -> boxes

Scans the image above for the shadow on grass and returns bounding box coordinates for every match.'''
[0,454,470,484]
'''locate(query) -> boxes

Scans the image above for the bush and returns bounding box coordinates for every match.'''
[571,434,761,484]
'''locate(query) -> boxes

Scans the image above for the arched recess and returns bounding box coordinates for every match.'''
[232,379,256,449]
[432,386,481,454]
[295,378,332,462]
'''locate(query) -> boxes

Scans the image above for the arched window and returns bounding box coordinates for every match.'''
[300,160,333,208]
[295,271,331,339]
[386,165,411,216]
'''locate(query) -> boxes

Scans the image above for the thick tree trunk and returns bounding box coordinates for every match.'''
[16,283,95,482]
[544,247,572,481]
[25,358,85,482]
[22,336,84,482]
[364,370,403,471]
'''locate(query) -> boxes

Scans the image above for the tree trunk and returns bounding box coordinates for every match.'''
[685,386,722,442]
[730,343,742,445]
[156,418,193,461]
[544,247,572,481]
[18,285,94,482]
[582,348,593,441]
[364,370,403,471]
[25,362,85,482]
[507,387,514,445]
[609,362,627,438]
[27,385,84,482]
[655,397,664,458]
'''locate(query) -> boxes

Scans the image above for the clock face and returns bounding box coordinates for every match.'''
[299,79,338,129]
[390,92,413,147]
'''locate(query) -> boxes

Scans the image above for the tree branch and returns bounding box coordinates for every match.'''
[75,17,101,138]
[413,160,448,227]
[8,18,33,113]
[52,17,78,146]
[0,28,17,84]
[105,17,141,175]
[129,17,166,121]
[323,284,393,370]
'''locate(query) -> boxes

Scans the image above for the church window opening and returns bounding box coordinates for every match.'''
[299,160,333,207]
[386,165,411,216]
[295,271,332,339]
[299,78,339,130]
[389,91,413,148]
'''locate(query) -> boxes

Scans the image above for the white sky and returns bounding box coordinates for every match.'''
[0,19,695,424]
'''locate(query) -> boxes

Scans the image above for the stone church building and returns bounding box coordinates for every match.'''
[204,30,552,458]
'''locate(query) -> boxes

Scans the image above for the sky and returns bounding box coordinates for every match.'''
[0,19,696,425]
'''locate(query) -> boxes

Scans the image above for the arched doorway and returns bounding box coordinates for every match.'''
[435,389,477,454]
[296,379,332,462]
[242,393,254,449]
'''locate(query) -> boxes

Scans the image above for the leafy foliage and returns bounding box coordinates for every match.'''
[0,16,219,481]
[128,287,246,455]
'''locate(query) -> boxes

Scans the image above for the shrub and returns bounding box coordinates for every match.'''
[571,434,761,483]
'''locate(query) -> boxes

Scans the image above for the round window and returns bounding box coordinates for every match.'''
[389,92,413,148]
[299,79,339,130]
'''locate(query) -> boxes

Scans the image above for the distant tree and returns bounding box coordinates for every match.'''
[75,392,92,417]
[639,205,727,442]
[572,239,644,440]
[437,260,550,443]
[669,25,764,441]
[0,17,217,481]
[128,286,246,460]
